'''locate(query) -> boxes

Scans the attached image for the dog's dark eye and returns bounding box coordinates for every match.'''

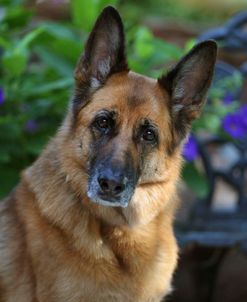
[141,128,157,142]
[95,115,113,132]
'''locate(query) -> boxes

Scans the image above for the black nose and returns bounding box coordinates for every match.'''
[98,172,126,199]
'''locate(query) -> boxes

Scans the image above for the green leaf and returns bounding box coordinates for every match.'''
[16,26,44,52]
[42,22,78,40]
[0,26,44,76]
[50,38,83,64]
[0,37,11,49]
[2,51,28,76]
[184,38,196,52]
[34,46,73,77]
[205,114,221,133]
[98,0,118,11]
[135,27,154,59]
[26,77,73,96]
[71,0,99,31]
[182,163,209,198]
[2,6,33,30]
[70,0,118,31]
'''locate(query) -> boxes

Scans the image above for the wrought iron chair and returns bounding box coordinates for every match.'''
[176,11,247,251]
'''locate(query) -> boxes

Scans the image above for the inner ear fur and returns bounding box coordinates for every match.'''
[158,40,217,148]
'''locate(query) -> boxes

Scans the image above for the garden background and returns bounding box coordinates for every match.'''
[1,0,246,199]
[1,1,247,301]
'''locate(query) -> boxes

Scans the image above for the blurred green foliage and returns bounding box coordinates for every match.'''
[121,0,243,27]
[0,0,243,199]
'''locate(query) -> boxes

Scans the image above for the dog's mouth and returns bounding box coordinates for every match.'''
[87,190,130,208]
[87,184,134,208]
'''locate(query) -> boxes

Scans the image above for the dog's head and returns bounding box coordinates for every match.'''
[62,7,216,222]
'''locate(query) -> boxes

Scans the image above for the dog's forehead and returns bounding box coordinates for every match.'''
[107,71,160,99]
[91,71,170,117]
[108,71,156,89]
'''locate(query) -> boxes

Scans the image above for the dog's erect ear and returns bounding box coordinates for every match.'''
[74,6,128,91]
[158,40,217,147]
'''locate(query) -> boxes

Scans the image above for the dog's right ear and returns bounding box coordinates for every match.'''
[73,6,128,110]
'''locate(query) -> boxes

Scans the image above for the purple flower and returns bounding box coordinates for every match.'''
[222,112,247,139]
[182,135,199,162]
[24,120,39,133]
[0,88,4,106]
[222,93,234,105]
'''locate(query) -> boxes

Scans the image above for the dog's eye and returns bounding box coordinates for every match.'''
[95,116,113,132]
[142,128,157,142]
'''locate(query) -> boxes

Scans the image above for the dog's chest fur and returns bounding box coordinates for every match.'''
[0,172,177,302]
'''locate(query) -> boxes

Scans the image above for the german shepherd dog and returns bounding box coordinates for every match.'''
[0,6,217,302]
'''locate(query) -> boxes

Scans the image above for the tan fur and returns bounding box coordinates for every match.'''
[0,71,182,301]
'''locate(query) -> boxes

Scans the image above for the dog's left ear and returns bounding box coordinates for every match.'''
[74,6,128,95]
[158,40,217,146]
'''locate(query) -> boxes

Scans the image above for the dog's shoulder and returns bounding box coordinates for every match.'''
[0,187,36,301]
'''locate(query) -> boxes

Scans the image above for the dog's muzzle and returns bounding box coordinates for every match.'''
[87,164,136,208]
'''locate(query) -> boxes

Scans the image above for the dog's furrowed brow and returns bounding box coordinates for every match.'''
[141,118,158,128]
[94,109,117,118]
[127,95,147,109]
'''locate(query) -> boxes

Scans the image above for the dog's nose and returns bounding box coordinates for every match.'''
[98,173,126,198]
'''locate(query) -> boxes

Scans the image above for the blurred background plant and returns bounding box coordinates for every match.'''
[0,0,246,198]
